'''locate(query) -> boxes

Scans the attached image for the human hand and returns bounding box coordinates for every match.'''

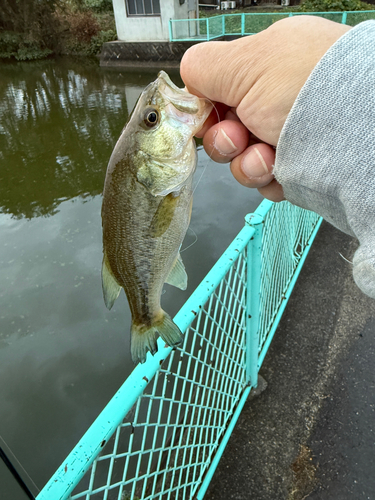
[180,16,350,202]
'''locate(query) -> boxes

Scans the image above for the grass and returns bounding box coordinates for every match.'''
[194,6,375,38]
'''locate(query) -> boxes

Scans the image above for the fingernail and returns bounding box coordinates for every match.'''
[214,128,237,155]
[241,147,269,177]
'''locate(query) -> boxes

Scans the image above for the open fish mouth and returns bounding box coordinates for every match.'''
[157,71,200,113]
[157,71,212,133]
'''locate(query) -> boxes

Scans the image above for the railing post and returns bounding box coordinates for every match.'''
[206,17,209,41]
[342,11,347,24]
[241,12,245,36]
[245,213,263,388]
[168,19,173,42]
[222,14,225,37]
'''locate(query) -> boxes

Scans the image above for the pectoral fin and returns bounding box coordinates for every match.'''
[150,193,179,238]
[165,253,187,290]
[102,252,122,310]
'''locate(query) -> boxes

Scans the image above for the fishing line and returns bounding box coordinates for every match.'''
[203,97,221,163]
[0,434,39,499]
[180,227,198,254]
[203,97,221,125]
[192,161,207,197]
[186,99,221,252]
[338,252,353,265]
[192,98,221,197]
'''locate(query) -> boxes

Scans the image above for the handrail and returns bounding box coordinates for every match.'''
[168,10,375,41]
[36,200,322,500]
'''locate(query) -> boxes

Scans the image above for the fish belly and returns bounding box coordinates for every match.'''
[102,170,193,362]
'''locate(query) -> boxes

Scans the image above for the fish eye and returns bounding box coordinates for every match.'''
[144,109,159,128]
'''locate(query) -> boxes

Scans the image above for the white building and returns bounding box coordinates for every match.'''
[112,0,199,42]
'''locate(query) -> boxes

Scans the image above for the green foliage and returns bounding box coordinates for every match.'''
[0,0,116,61]
[0,31,53,60]
[66,0,113,13]
[0,31,20,58]
[82,0,114,13]
[199,5,375,38]
[0,0,60,32]
[60,9,116,56]
[298,0,374,11]
[12,44,53,61]
[63,28,116,56]
[69,11,101,43]
[0,0,62,60]
[90,29,117,54]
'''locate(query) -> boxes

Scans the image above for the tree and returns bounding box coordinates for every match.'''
[0,0,62,60]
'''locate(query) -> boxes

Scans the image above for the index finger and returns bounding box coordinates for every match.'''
[194,102,232,138]
[180,38,256,107]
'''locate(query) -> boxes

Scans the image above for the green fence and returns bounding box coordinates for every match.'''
[36,200,322,500]
[169,10,375,41]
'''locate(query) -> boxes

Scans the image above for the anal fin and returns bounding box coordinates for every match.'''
[165,253,187,290]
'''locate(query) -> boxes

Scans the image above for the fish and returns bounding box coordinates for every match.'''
[101,71,212,364]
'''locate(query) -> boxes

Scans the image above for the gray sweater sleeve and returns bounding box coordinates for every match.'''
[274,20,375,298]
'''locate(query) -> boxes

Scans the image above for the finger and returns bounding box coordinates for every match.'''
[230,142,285,202]
[180,38,257,107]
[195,102,231,138]
[230,143,276,189]
[202,120,250,163]
[258,179,285,202]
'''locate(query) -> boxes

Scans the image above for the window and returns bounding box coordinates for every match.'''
[126,0,161,16]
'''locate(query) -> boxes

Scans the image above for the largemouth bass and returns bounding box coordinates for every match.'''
[101,71,212,364]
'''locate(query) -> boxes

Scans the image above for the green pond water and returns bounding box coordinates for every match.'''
[0,56,263,499]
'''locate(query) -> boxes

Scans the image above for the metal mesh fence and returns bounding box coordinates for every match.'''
[257,203,321,365]
[243,13,289,34]
[346,10,375,24]
[169,11,375,41]
[72,251,247,500]
[37,200,322,500]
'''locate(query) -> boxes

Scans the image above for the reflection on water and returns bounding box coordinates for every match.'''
[0,57,263,499]
[0,58,153,220]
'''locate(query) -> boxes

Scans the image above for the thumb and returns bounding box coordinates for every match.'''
[180,38,257,107]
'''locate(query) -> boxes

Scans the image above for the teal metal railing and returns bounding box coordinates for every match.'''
[169,10,375,41]
[36,200,322,500]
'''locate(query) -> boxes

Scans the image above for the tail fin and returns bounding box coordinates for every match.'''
[131,324,159,364]
[131,311,183,364]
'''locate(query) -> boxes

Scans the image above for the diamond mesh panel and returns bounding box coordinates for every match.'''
[169,11,375,41]
[258,203,319,356]
[70,249,248,500]
[244,13,290,34]
[37,201,322,500]
[346,10,375,25]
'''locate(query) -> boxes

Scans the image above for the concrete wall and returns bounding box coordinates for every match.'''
[100,40,202,67]
[112,0,199,42]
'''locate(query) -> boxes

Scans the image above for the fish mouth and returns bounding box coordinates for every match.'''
[157,71,212,133]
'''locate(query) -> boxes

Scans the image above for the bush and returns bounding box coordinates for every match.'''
[0,0,62,60]
[69,11,101,43]
[299,0,374,10]
[0,31,53,60]
[90,29,117,54]
[82,0,114,13]
[0,0,116,60]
